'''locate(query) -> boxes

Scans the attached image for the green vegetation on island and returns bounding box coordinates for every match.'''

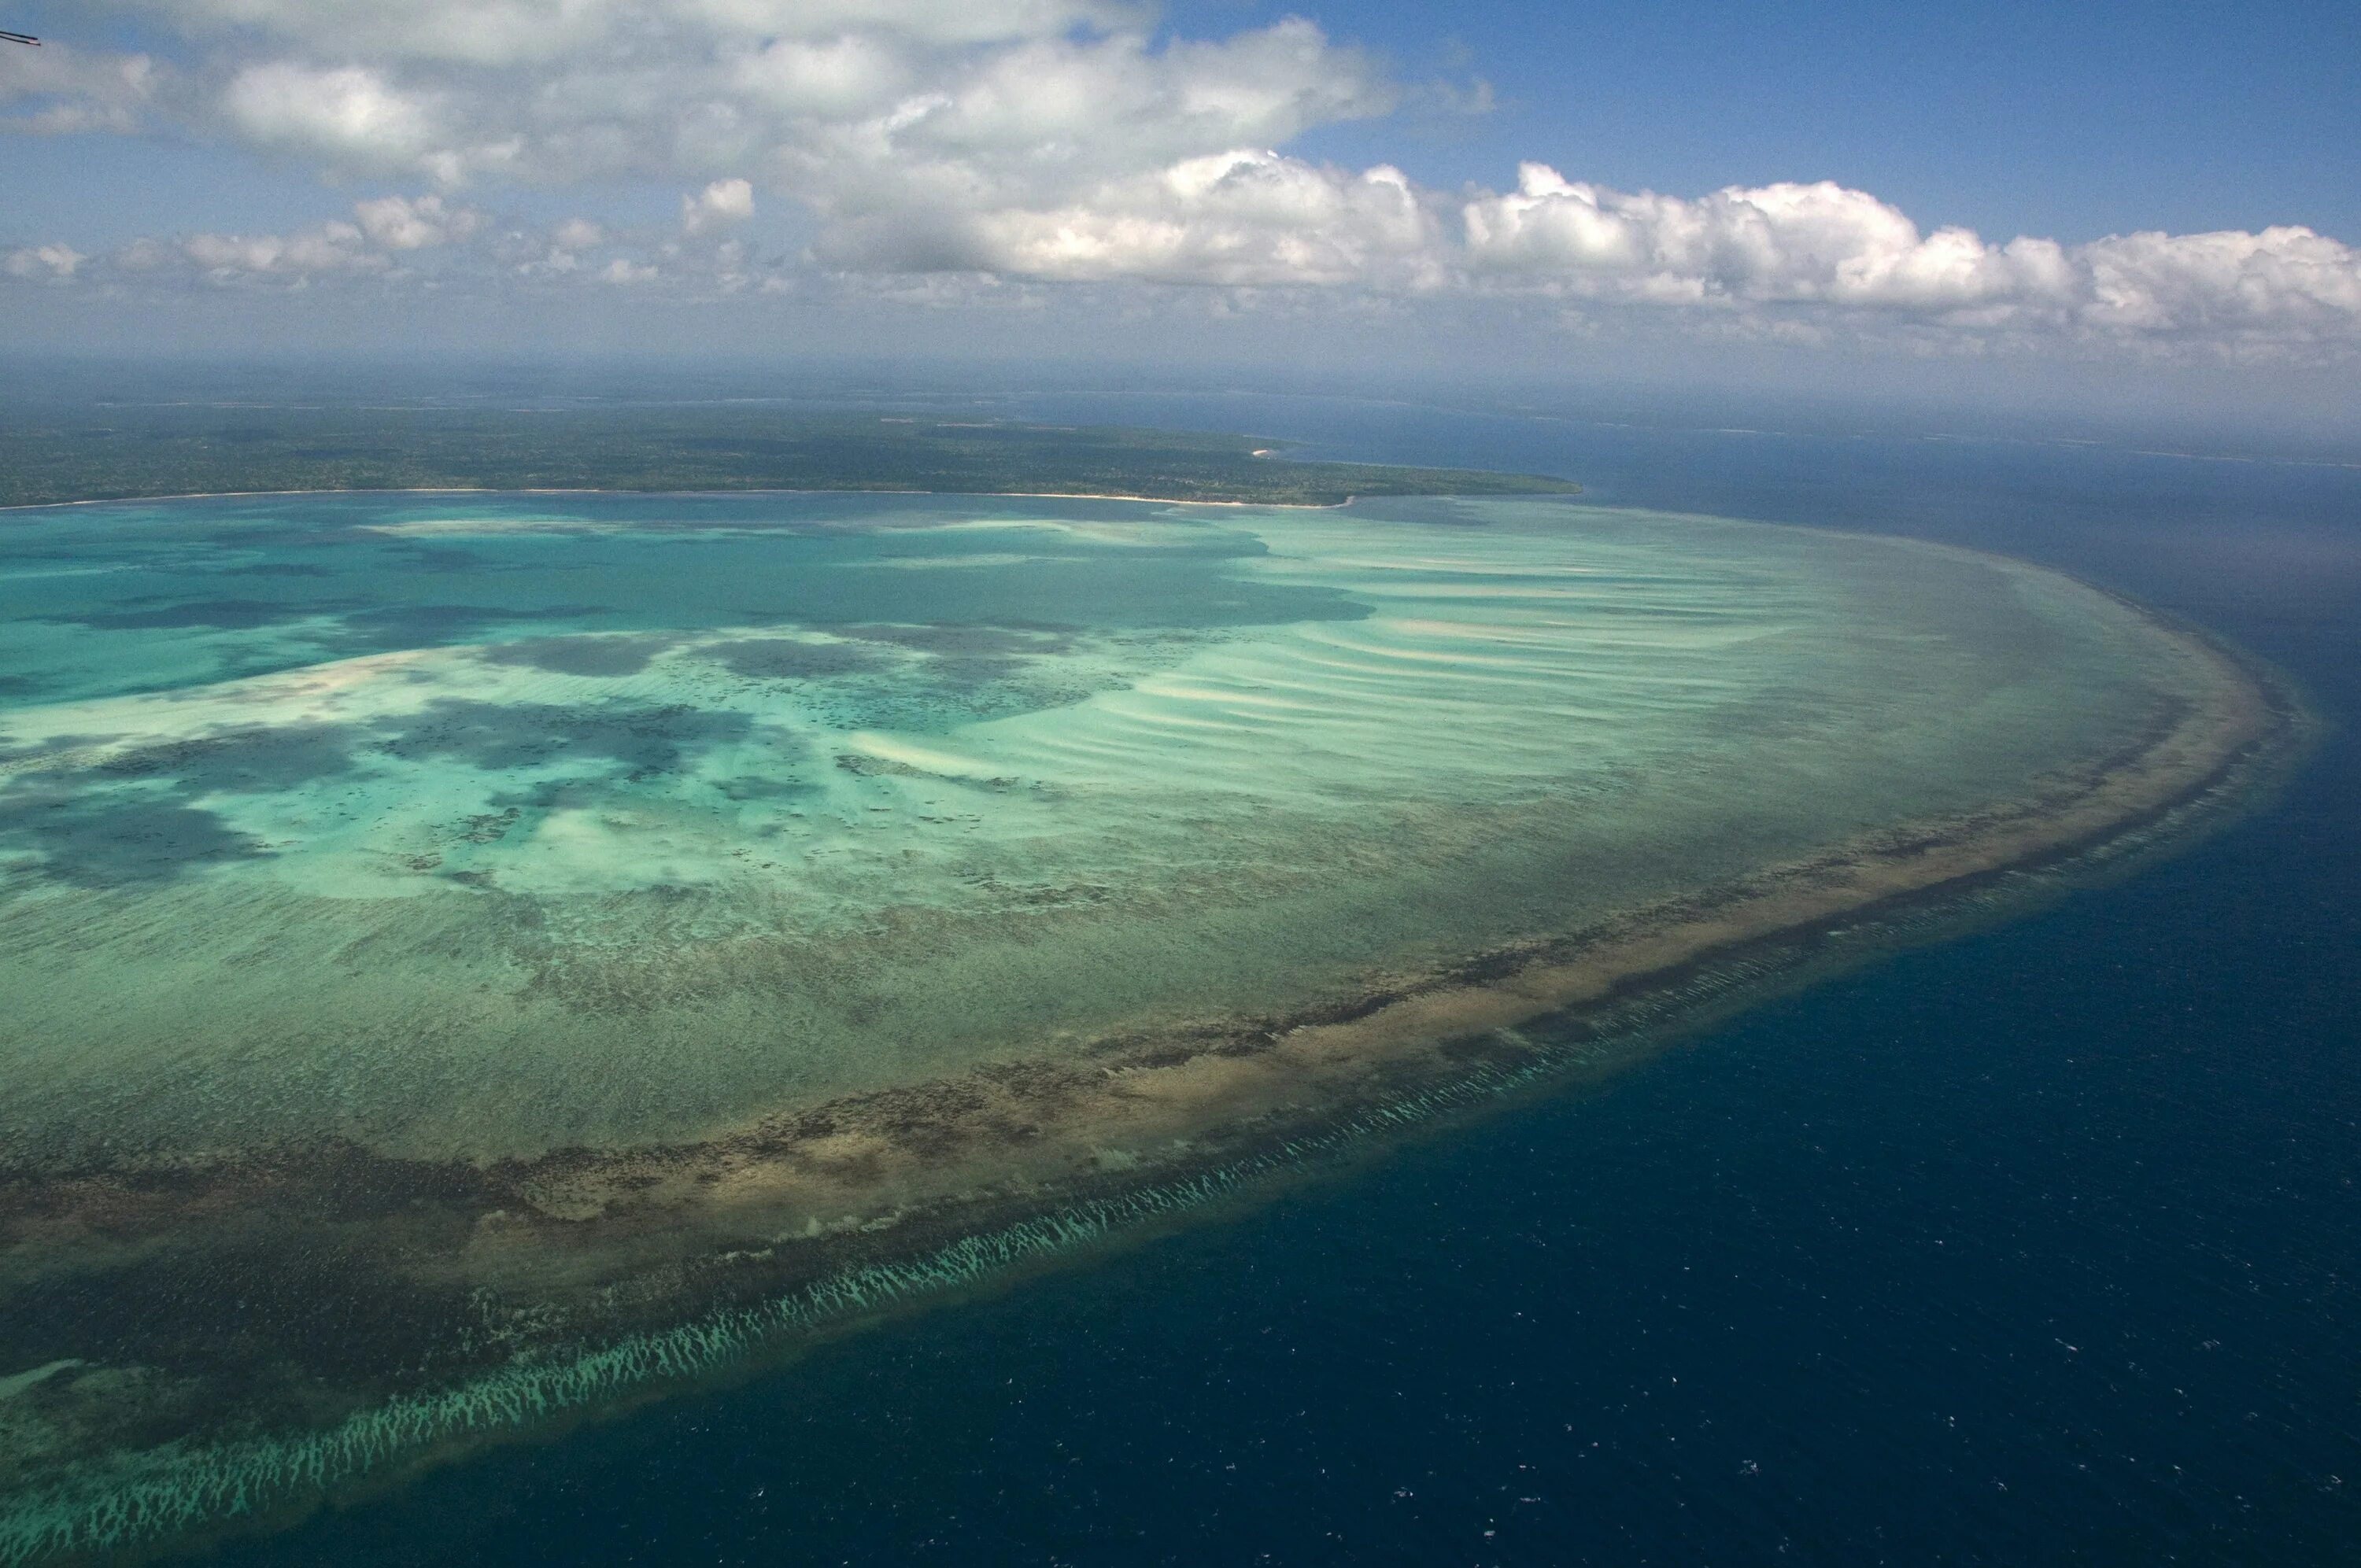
[0,402,1578,508]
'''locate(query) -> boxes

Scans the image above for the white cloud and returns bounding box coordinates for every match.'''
[72,2,1391,202]
[2078,226,2361,337]
[777,20,1391,224]
[0,41,164,134]
[9,4,2358,360]
[552,218,607,251]
[220,62,434,163]
[866,149,1441,288]
[1461,166,2076,311]
[183,220,382,279]
[682,178,755,237]
[731,34,911,119]
[1460,164,2361,349]
[217,61,518,184]
[60,194,494,285]
[353,194,486,250]
[4,243,86,280]
[10,190,782,296]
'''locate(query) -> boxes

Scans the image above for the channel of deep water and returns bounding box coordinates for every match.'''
[0,487,2307,1562]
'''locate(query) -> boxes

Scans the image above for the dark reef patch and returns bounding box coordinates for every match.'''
[478,636,671,677]
[705,638,889,680]
[841,624,1078,687]
[373,698,753,777]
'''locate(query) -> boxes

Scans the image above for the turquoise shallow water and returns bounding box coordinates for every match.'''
[0,492,2189,1165]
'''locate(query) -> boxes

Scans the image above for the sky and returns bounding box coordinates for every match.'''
[2,1,2357,421]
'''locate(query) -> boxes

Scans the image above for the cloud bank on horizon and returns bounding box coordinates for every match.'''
[4,0,2358,362]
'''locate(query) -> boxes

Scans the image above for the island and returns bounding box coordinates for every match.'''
[0,402,1576,511]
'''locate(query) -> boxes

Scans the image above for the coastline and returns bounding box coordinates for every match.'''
[0,582,2305,1563]
[0,485,1383,515]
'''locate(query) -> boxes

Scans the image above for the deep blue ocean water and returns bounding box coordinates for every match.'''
[221,397,2360,1566]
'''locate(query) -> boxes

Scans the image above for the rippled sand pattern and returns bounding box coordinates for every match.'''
[0,492,2277,1561]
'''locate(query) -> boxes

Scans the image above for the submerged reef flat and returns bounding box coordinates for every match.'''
[0,493,2287,1561]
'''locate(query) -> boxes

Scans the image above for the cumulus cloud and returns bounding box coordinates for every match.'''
[1461,164,2361,349]
[218,61,519,184]
[221,62,432,160]
[776,20,1393,233]
[731,33,911,120]
[7,2,2358,359]
[182,220,382,279]
[682,178,755,237]
[8,191,778,297]
[552,218,607,251]
[4,243,86,281]
[65,0,1386,204]
[1461,167,2075,311]
[0,41,164,134]
[21,196,501,287]
[852,149,1441,288]
[353,194,486,250]
[2078,226,2361,338]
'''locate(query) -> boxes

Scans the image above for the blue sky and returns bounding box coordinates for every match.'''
[1236,0,2361,244]
[2,0,2356,411]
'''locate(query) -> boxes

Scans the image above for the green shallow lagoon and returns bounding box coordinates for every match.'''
[0,492,2270,1560]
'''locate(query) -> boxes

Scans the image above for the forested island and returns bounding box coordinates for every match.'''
[0,400,1576,508]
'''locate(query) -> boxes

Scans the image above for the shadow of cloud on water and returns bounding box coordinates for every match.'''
[0,721,369,887]
[94,723,365,795]
[0,780,272,887]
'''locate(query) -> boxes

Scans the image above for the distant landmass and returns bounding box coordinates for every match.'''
[0,401,1578,508]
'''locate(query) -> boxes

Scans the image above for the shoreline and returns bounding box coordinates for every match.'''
[0,485,1393,515]
[0,588,2306,1564]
